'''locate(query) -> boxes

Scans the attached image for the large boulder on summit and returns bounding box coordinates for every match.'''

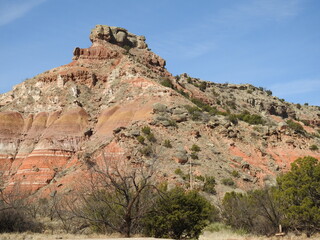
[89,24,148,49]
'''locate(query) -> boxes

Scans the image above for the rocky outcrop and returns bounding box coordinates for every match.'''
[0,25,319,198]
[89,25,148,49]
[73,46,119,61]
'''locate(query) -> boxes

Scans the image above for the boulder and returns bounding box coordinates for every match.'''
[173,149,188,164]
[89,24,148,49]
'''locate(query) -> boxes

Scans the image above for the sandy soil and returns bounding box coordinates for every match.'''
[0,232,319,240]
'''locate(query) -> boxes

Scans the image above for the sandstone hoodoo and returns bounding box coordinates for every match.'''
[0,25,319,197]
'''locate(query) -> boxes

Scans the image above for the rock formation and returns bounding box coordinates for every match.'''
[0,25,319,199]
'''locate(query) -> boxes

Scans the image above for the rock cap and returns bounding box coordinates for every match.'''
[90,24,148,49]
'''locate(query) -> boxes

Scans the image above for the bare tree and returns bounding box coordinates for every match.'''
[71,151,159,237]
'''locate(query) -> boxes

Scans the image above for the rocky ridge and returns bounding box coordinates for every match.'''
[0,25,319,199]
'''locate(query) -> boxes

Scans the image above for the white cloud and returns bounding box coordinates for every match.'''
[0,0,46,26]
[270,79,320,96]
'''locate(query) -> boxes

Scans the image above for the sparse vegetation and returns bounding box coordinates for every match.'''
[123,45,132,54]
[136,135,145,144]
[221,178,235,186]
[222,189,280,235]
[228,114,238,125]
[227,111,264,125]
[226,100,237,109]
[222,156,320,237]
[309,144,318,151]
[146,132,156,142]
[167,119,178,127]
[140,126,156,142]
[202,176,217,194]
[199,81,207,92]
[237,111,264,125]
[191,144,201,152]
[174,168,190,181]
[164,139,172,148]
[160,78,174,89]
[78,157,157,237]
[190,152,199,160]
[266,90,272,96]
[141,126,151,135]
[286,119,305,134]
[139,146,152,156]
[184,105,202,120]
[231,170,240,178]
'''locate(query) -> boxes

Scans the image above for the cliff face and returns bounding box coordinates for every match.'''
[0,25,319,197]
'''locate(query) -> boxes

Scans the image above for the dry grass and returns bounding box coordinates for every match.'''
[0,231,319,240]
[0,234,172,240]
[0,233,113,240]
[201,230,320,240]
[200,223,320,240]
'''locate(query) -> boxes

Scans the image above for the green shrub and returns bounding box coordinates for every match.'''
[199,82,207,92]
[195,175,205,182]
[212,89,219,96]
[231,170,240,178]
[123,45,132,54]
[228,114,238,125]
[167,119,178,127]
[266,90,272,96]
[309,145,318,151]
[178,89,189,98]
[139,146,152,156]
[237,111,264,125]
[146,133,156,142]
[286,119,305,134]
[203,176,216,194]
[184,105,202,121]
[226,100,237,110]
[191,144,201,152]
[301,120,310,126]
[174,169,189,181]
[164,139,172,148]
[191,98,214,112]
[0,208,43,233]
[221,178,235,186]
[160,78,174,89]
[174,168,183,175]
[136,135,145,144]
[190,152,199,160]
[144,187,214,239]
[275,156,320,236]
[141,126,151,135]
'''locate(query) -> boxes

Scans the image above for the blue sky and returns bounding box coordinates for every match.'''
[0,0,319,106]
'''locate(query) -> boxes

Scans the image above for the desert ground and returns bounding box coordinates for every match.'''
[0,232,319,240]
